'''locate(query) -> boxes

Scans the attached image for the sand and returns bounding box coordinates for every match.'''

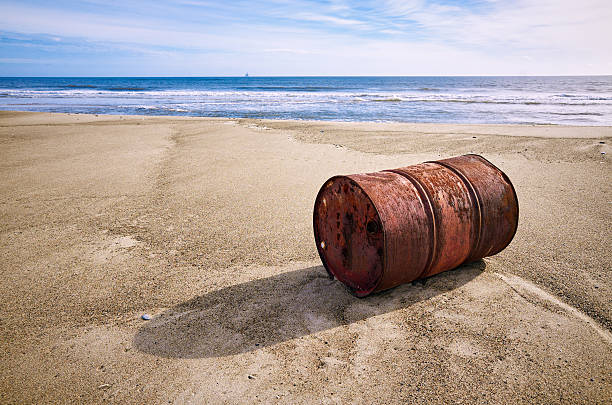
[0,111,610,403]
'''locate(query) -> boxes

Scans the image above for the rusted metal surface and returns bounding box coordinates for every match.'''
[313,154,519,297]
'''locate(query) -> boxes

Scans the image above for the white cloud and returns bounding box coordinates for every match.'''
[400,0,612,52]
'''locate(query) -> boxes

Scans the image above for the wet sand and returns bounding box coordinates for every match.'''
[0,111,610,403]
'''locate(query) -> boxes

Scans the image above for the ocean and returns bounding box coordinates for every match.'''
[1,76,611,125]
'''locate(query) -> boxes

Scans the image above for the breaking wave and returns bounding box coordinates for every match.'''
[1,76,611,125]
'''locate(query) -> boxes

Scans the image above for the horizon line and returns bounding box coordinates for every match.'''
[1,74,611,79]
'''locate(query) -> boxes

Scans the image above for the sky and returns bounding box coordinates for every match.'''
[0,0,611,76]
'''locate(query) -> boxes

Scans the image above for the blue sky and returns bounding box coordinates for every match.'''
[0,0,611,76]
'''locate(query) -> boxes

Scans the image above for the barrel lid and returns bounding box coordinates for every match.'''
[313,176,384,297]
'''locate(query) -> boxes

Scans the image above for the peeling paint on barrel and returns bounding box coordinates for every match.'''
[313,154,519,297]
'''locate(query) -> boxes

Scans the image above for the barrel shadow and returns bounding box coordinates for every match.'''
[133,261,485,359]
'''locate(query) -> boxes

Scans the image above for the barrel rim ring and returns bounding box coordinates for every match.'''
[429,160,483,263]
[465,154,520,253]
[312,175,386,298]
[385,168,438,280]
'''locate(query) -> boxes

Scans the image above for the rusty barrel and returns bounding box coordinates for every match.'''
[313,154,518,297]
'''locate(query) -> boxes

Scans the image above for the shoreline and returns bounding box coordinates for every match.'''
[1,111,610,403]
[2,110,612,138]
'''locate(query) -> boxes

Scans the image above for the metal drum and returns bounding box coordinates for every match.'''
[313,154,519,297]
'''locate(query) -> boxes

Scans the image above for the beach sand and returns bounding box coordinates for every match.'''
[0,111,610,403]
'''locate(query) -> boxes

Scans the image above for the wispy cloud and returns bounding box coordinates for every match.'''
[262,48,314,55]
[0,0,610,75]
[291,13,365,27]
[0,57,53,64]
[380,0,426,17]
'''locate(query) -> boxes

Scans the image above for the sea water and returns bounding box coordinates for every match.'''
[1,76,611,125]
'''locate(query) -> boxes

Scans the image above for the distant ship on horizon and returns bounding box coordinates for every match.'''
[245,72,249,77]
